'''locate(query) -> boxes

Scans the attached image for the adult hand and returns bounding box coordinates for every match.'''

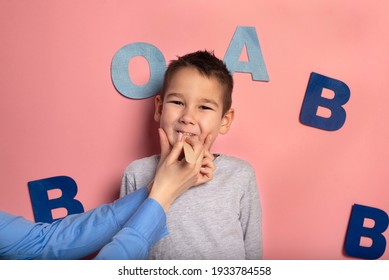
[148,128,214,212]
[198,134,216,180]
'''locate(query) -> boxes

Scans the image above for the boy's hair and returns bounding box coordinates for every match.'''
[160,50,233,116]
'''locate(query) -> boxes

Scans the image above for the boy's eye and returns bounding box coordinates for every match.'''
[169,100,184,105]
[199,105,213,110]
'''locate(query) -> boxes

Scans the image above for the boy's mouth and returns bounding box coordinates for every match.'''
[176,130,196,137]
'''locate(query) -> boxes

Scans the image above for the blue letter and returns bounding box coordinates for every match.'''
[300,72,350,131]
[111,42,166,99]
[223,26,269,81]
[28,176,84,223]
[345,204,388,259]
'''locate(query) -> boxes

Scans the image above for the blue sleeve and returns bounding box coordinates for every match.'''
[0,187,149,260]
[94,198,167,260]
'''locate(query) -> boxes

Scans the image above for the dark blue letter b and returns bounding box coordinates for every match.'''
[28,176,84,223]
[300,72,350,131]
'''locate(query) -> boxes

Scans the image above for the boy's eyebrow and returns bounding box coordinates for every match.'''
[165,92,183,99]
[200,98,219,108]
[165,92,220,108]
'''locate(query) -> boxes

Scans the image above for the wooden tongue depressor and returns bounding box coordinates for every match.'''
[183,142,196,164]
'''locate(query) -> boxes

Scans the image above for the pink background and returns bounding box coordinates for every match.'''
[1,1,389,259]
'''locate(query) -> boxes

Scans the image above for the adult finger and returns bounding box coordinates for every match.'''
[201,157,216,172]
[203,148,215,162]
[195,148,205,169]
[200,167,213,180]
[158,128,171,163]
[166,133,185,164]
[203,134,213,152]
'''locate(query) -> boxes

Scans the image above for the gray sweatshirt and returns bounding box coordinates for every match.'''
[120,154,262,259]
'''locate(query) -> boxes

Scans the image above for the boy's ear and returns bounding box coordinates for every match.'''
[219,108,235,135]
[154,95,163,122]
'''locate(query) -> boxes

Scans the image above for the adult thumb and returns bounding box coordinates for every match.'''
[158,128,171,162]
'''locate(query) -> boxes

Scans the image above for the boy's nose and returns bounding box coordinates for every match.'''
[179,107,196,125]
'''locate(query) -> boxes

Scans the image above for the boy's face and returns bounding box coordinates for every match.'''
[154,67,234,149]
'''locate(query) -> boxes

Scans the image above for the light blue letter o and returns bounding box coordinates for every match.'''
[111,42,166,99]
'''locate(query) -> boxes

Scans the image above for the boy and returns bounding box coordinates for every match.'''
[120,50,262,259]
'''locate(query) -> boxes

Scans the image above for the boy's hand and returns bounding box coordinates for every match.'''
[148,128,214,212]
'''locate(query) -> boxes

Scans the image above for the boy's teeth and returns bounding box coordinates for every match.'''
[179,131,194,136]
